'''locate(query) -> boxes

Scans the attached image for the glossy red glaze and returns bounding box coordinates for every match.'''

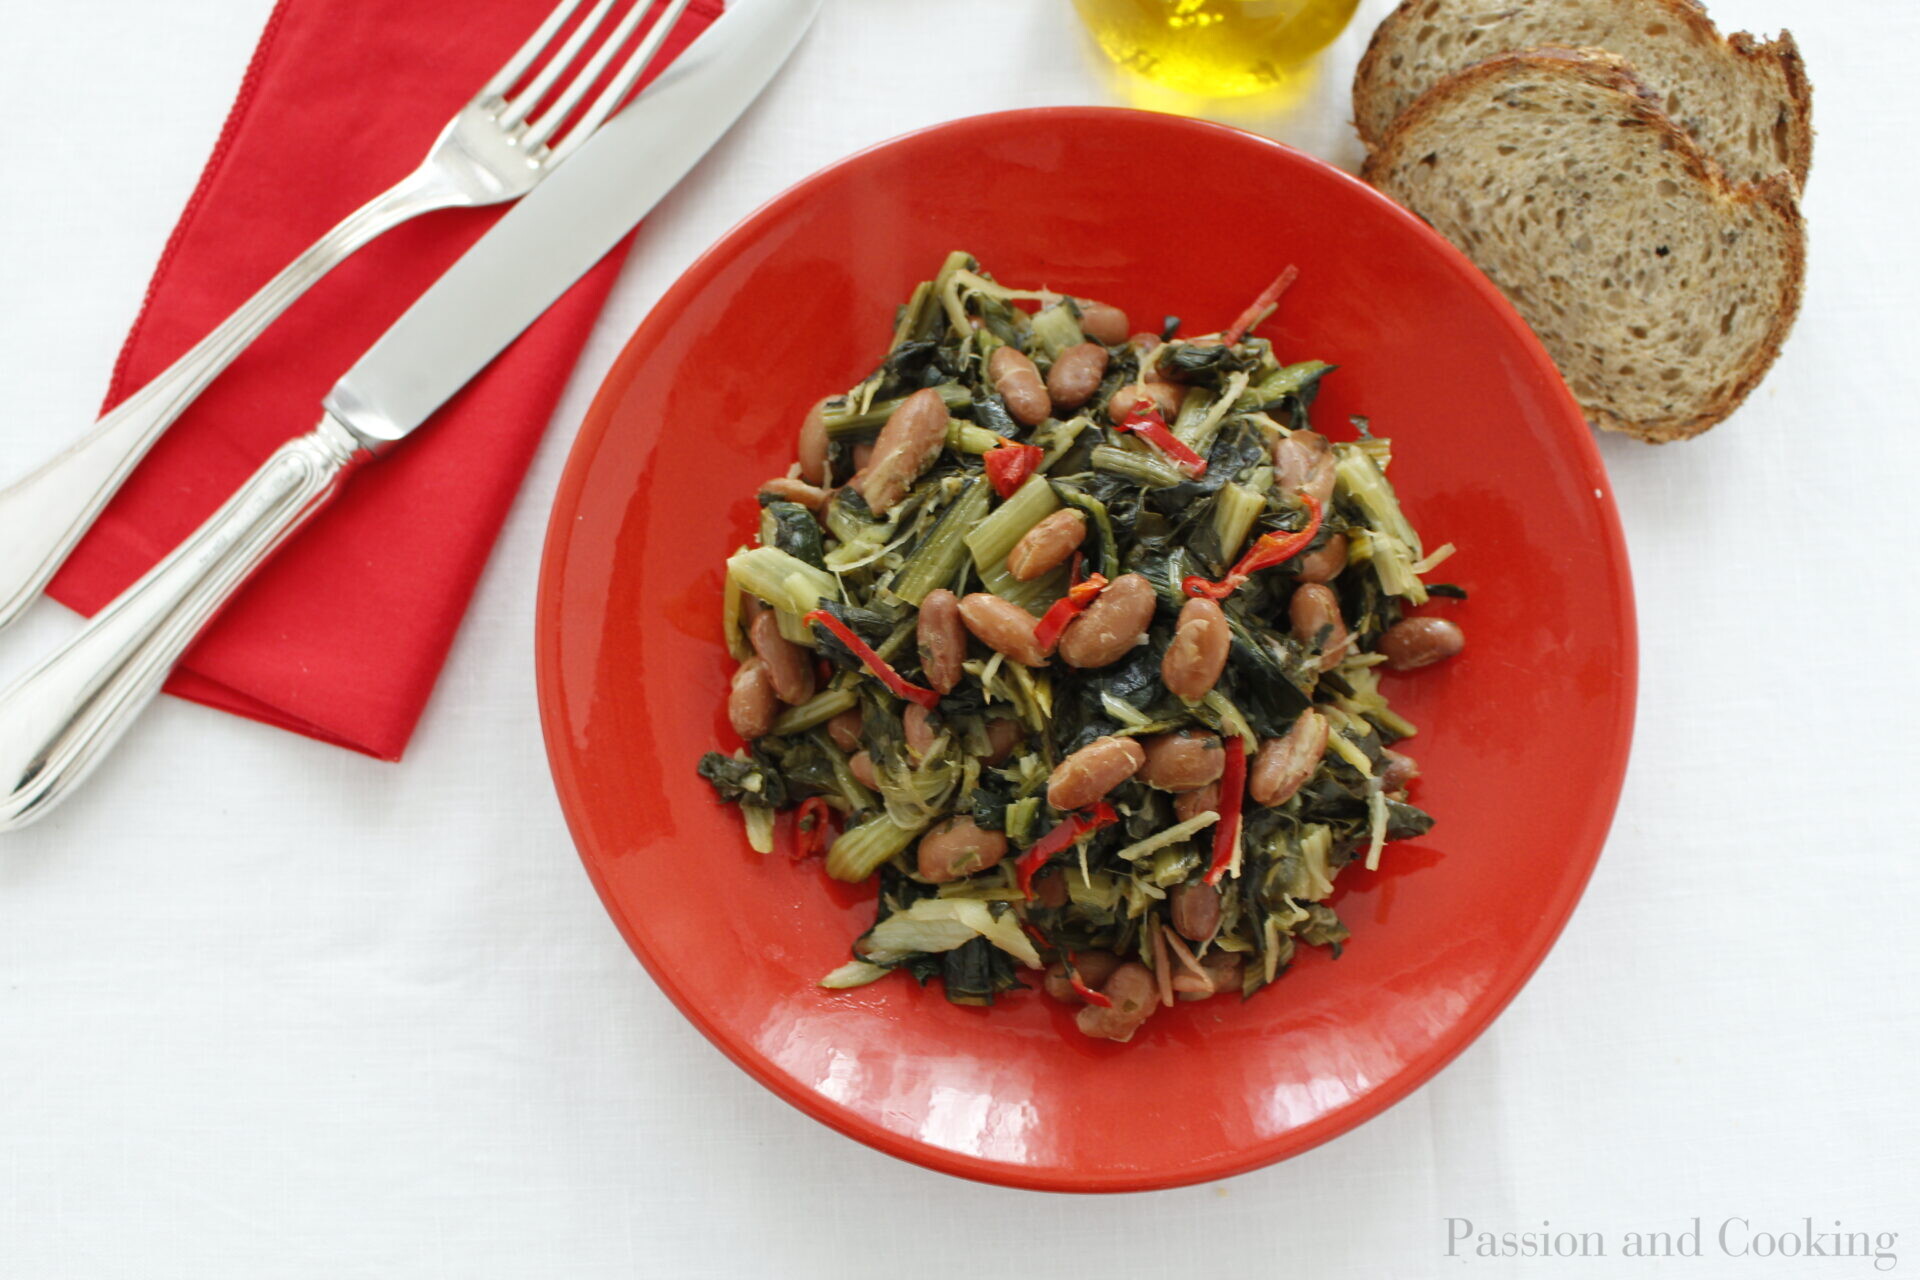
[535,108,1636,1191]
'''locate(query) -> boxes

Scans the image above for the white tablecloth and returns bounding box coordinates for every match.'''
[3,2,1914,1275]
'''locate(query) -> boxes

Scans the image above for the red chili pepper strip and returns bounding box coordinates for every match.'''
[1022,922,1114,1008]
[1032,573,1109,654]
[1223,263,1300,347]
[1204,737,1247,886]
[1065,958,1114,1007]
[984,441,1044,499]
[793,796,833,860]
[1118,401,1208,478]
[804,609,941,710]
[1015,802,1120,899]
[1182,492,1325,601]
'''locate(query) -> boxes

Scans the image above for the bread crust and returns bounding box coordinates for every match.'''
[1728,27,1815,186]
[1361,47,1807,442]
[1352,0,1813,188]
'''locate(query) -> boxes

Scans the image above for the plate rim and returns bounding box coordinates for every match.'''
[535,104,1639,1192]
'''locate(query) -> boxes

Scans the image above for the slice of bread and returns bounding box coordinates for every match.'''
[1354,0,1813,189]
[1361,48,1805,442]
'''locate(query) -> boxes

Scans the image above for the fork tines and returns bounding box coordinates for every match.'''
[484,0,699,163]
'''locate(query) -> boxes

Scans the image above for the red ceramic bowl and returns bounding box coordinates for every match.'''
[536,107,1635,1191]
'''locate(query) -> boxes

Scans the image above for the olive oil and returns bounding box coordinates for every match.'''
[1072,0,1359,97]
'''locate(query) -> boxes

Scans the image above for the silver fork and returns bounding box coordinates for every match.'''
[0,0,695,633]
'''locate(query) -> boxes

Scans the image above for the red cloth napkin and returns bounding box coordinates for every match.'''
[47,0,723,761]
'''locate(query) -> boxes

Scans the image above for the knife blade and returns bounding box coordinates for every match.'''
[0,0,821,831]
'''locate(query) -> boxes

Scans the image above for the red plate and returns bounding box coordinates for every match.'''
[536,107,1635,1191]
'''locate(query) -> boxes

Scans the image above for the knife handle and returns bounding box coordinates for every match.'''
[0,415,367,831]
[0,173,457,635]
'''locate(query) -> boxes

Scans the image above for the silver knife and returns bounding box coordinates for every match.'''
[0,0,821,831]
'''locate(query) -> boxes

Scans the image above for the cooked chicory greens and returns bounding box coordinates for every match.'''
[698,252,1465,1042]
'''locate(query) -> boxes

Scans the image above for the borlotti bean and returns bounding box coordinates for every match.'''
[1250,710,1329,807]
[989,345,1051,426]
[858,387,949,513]
[1170,881,1222,942]
[1071,298,1130,345]
[1045,342,1109,410]
[1274,428,1337,508]
[727,658,776,741]
[1379,616,1465,670]
[1047,736,1146,810]
[1043,949,1120,1003]
[1074,963,1158,1042]
[1161,597,1230,700]
[915,589,967,693]
[1057,573,1156,669]
[902,703,937,761]
[1289,583,1351,673]
[797,396,831,485]
[1138,729,1225,792]
[957,593,1047,667]
[1105,379,1183,424]
[916,817,1009,883]
[1293,531,1347,584]
[826,708,863,753]
[1006,509,1087,582]
[749,610,814,706]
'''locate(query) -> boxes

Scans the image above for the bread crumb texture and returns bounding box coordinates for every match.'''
[1363,49,1806,442]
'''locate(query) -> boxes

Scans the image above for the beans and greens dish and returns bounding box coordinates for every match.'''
[697,253,1465,1042]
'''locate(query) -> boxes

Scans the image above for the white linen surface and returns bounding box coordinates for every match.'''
[1,2,1914,1276]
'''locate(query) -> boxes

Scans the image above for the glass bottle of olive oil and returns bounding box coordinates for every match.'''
[1072,0,1360,97]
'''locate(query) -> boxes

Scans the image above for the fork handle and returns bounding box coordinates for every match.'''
[0,415,367,831]
[0,169,457,634]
